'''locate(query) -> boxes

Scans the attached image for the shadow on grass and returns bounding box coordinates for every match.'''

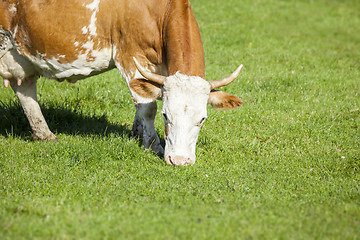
[0,100,132,140]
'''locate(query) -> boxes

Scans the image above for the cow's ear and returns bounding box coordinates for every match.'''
[208,90,243,110]
[129,78,162,100]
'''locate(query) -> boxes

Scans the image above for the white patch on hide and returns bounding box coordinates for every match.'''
[86,0,101,11]
[25,45,113,80]
[81,27,88,34]
[88,12,98,36]
[81,0,101,37]
[8,4,17,13]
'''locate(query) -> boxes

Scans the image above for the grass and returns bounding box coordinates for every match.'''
[1,0,359,239]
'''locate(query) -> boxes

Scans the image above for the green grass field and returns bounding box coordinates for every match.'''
[1,0,359,239]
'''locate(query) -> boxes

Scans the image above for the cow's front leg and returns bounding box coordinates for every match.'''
[10,78,57,141]
[132,101,164,155]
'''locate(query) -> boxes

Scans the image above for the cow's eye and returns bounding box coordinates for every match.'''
[163,113,168,121]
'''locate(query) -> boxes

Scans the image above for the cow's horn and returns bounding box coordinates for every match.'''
[133,57,166,85]
[209,64,243,90]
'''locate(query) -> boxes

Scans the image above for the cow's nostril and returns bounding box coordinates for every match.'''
[182,158,191,166]
[167,156,175,166]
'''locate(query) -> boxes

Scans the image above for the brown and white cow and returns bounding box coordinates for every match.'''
[0,0,243,166]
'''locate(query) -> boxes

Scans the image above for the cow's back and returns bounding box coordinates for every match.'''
[0,0,170,81]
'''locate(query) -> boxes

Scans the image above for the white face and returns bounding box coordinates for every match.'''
[162,72,211,166]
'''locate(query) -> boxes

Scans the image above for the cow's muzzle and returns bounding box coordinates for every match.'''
[166,155,193,166]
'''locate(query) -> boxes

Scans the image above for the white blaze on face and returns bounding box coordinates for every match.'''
[162,72,210,166]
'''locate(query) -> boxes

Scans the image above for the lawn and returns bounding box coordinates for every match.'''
[1,0,359,239]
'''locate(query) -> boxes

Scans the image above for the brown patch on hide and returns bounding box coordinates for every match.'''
[0,1,12,30]
[164,0,205,77]
[10,0,111,63]
[129,78,162,100]
[208,90,243,110]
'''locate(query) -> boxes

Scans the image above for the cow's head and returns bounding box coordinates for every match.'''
[132,58,243,166]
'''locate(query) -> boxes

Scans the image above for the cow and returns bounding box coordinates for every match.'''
[0,0,243,166]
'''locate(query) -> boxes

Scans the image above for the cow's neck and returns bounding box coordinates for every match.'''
[164,0,205,79]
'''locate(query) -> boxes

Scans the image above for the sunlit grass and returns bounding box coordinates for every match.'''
[1,0,359,239]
